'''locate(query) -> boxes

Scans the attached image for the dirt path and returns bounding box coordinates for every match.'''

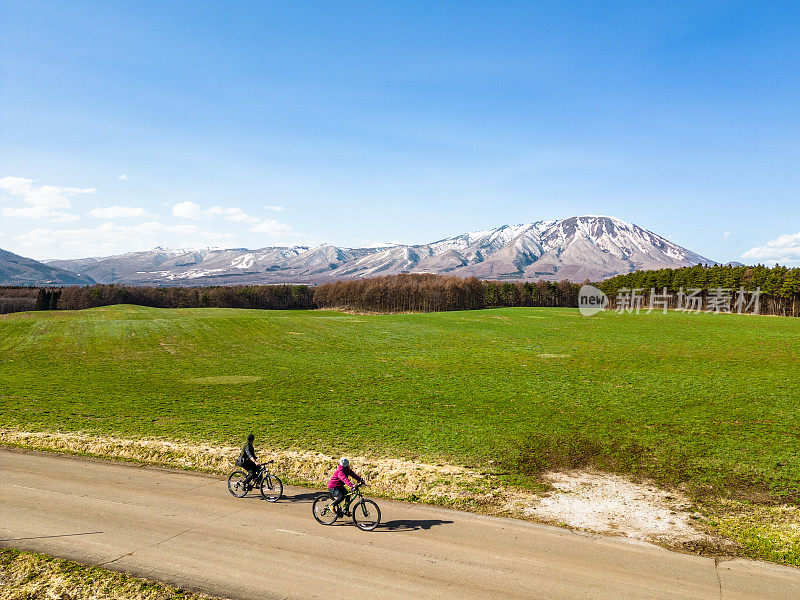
[1,449,798,599]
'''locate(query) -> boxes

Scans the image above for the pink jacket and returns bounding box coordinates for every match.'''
[328,465,363,489]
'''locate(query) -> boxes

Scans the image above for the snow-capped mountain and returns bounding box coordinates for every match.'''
[46,246,309,284]
[45,216,713,285]
[326,216,711,282]
[0,248,96,285]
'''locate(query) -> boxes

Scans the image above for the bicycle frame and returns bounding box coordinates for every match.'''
[340,484,364,510]
[248,460,275,488]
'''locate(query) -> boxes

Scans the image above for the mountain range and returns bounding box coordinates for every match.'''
[20,216,713,286]
[0,248,96,286]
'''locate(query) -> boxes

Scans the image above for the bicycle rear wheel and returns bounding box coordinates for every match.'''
[353,499,381,531]
[260,474,283,502]
[312,494,340,525]
[227,470,249,498]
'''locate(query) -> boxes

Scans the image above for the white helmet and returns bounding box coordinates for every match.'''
[339,458,349,467]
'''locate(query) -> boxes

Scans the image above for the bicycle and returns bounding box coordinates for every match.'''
[312,483,381,531]
[227,460,283,502]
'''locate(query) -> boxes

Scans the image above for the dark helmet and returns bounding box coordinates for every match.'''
[247,433,255,443]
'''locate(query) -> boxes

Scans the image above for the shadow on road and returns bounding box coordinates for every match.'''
[281,491,324,503]
[0,531,103,542]
[375,519,454,532]
[234,491,323,503]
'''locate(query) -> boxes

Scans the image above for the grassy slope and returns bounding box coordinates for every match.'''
[1,305,799,499]
[0,548,227,600]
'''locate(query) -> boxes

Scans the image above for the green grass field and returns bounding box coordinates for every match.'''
[1,305,799,501]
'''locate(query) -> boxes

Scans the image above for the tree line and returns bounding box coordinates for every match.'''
[600,264,800,317]
[313,274,579,312]
[5,267,799,316]
[0,287,39,314]
[1,275,581,314]
[25,284,315,311]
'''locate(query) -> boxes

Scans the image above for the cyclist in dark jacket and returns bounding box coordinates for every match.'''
[239,433,260,487]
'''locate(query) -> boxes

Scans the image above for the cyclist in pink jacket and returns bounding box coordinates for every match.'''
[328,458,364,516]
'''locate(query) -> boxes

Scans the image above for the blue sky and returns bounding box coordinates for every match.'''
[1,1,799,263]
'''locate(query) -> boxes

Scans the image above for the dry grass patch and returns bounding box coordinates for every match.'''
[0,428,713,549]
[0,548,229,600]
[709,500,800,563]
[0,428,495,503]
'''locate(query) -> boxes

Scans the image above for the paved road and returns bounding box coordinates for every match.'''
[1,449,799,600]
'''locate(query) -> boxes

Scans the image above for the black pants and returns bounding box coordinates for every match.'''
[329,485,346,507]
[242,459,258,485]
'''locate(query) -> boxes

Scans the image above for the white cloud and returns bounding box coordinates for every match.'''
[172,201,205,219]
[2,205,80,222]
[742,232,800,266]
[249,218,297,236]
[205,206,260,223]
[89,205,151,219]
[265,205,285,212]
[172,201,258,222]
[118,174,129,181]
[12,221,234,259]
[0,176,95,209]
[0,176,34,196]
[2,179,302,258]
[0,176,95,222]
[723,231,731,238]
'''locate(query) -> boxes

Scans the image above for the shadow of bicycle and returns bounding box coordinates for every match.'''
[281,491,325,503]
[233,491,322,503]
[375,519,454,532]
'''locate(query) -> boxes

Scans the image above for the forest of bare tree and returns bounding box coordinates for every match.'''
[313,274,579,312]
[1,275,581,314]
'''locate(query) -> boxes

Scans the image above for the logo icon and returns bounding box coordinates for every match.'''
[578,285,608,316]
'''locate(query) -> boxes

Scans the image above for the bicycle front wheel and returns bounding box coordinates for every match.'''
[260,475,283,502]
[353,499,381,531]
[227,470,249,498]
[312,494,339,525]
